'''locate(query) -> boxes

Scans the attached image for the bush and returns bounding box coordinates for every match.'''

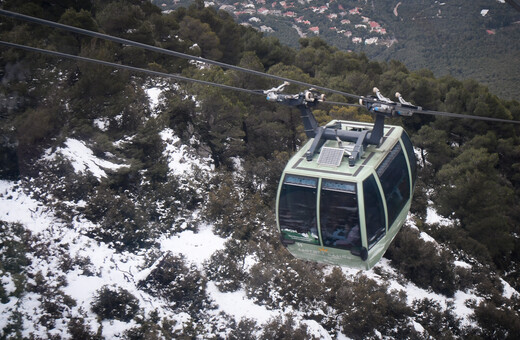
[0,221,30,303]
[68,317,100,340]
[413,298,463,339]
[246,256,322,309]
[324,273,412,339]
[205,239,248,292]
[227,318,259,340]
[385,225,457,297]
[84,186,152,251]
[473,300,520,339]
[138,253,207,313]
[261,314,317,340]
[91,285,139,322]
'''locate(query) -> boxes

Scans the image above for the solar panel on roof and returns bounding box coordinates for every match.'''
[317,147,345,167]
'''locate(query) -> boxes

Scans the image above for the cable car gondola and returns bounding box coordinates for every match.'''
[272,86,417,269]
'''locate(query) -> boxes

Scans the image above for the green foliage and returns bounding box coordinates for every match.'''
[413,299,463,339]
[138,253,207,314]
[385,226,458,297]
[205,239,250,292]
[208,185,266,240]
[91,285,139,322]
[322,269,413,339]
[178,16,222,60]
[14,105,65,173]
[412,125,454,174]
[436,146,515,267]
[473,300,520,339]
[261,314,318,340]
[84,185,153,251]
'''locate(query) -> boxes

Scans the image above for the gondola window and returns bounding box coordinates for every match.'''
[376,143,411,228]
[363,175,386,248]
[278,175,319,244]
[319,180,361,250]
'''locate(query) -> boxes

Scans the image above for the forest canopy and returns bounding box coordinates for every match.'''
[1,0,520,338]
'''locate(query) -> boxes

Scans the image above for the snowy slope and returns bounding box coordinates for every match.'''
[1,86,518,338]
[0,133,333,338]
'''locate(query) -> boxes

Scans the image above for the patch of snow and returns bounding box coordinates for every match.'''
[160,224,227,268]
[0,180,56,234]
[411,320,425,333]
[426,206,452,226]
[454,260,472,269]
[243,254,259,271]
[93,117,109,131]
[501,278,519,299]
[302,319,332,339]
[1,273,16,295]
[44,138,129,179]
[419,231,437,244]
[207,282,279,324]
[453,290,482,326]
[145,87,162,110]
[102,319,138,339]
[160,128,214,176]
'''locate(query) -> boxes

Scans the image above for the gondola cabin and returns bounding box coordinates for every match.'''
[276,119,416,269]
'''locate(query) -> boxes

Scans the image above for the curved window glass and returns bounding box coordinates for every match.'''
[319,180,361,250]
[376,143,411,228]
[401,131,417,187]
[363,175,386,249]
[278,175,319,244]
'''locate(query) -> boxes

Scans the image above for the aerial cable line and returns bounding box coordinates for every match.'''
[0,39,364,108]
[1,11,519,125]
[0,9,363,101]
[1,40,519,125]
[505,0,520,12]
[0,40,266,97]
[410,108,520,124]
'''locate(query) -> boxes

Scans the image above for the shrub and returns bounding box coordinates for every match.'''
[91,285,139,322]
[261,314,317,340]
[138,253,207,313]
[227,318,259,340]
[68,317,100,340]
[473,300,520,339]
[327,274,412,339]
[246,256,322,309]
[385,225,457,297]
[205,239,248,292]
[84,186,152,251]
[413,298,462,339]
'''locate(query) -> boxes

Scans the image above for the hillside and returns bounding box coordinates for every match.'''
[1,0,520,339]
[154,0,520,99]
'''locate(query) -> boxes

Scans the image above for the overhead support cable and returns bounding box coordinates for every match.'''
[1,10,520,125]
[0,40,265,97]
[1,40,520,125]
[413,108,520,124]
[0,9,363,101]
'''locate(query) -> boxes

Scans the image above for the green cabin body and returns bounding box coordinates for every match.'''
[276,120,416,270]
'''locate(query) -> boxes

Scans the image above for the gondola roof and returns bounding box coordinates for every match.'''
[286,120,404,182]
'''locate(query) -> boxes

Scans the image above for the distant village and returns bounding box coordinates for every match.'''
[158,0,397,48]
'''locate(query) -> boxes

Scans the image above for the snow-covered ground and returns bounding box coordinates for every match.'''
[0,131,333,338]
[1,125,518,338]
[0,176,332,338]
